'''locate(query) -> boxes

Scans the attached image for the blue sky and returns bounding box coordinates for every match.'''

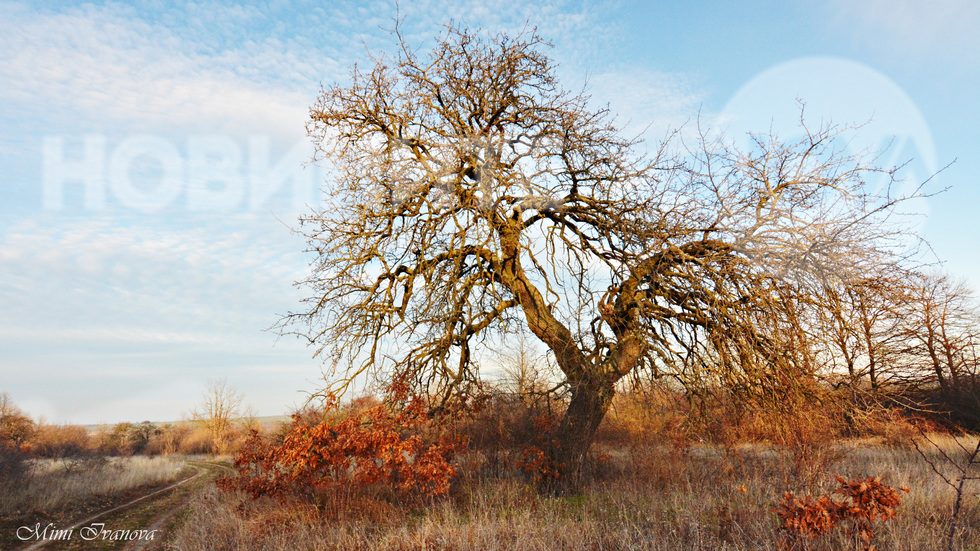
[1,0,977,424]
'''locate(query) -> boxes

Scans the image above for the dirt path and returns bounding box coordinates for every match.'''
[122,461,235,551]
[17,460,232,551]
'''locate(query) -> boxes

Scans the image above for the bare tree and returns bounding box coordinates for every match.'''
[496,331,563,417]
[903,273,979,391]
[893,273,980,428]
[498,332,553,395]
[286,26,922,480]
[817,272,911,392]
[194,377,244,444]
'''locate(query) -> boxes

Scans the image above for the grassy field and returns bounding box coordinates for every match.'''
[2,415,976,550]
[167,436,980,550]
[1,455,187,516]
[0,455,191,550]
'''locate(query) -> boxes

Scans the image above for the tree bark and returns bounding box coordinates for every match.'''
[549,373,616,493]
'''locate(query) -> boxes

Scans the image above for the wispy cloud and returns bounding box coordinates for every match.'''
[0,2,325,138]
[0,0,623,139]
[584,69,704,143]
[0,214,309,344]
[828,0,980,66]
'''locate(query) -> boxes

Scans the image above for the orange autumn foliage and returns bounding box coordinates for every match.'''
[515,412,565,484]
[775,475,909,550]
[219,389,466,500]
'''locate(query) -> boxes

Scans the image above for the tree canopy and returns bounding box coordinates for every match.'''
[286,26,925,473]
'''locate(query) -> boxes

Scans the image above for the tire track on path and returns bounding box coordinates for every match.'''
[18,461,230,551]
[123,461,234,551]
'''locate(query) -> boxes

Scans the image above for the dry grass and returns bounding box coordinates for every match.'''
[0,455,187,515]
[167,436,979,550]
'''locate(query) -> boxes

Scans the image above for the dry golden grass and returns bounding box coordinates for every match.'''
[0,455,187,515]
[167,436,979,550]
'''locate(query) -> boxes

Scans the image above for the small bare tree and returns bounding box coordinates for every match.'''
[286,25,925,481]
[194,378,244,446]
[498,333,555,395]
[816,271,912,394]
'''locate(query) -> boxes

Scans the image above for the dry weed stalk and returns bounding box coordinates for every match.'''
[913,432,980,550]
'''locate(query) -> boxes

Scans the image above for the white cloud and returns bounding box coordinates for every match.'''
[0,210,319,423]
[0,0,620,142]
[0,2,324,138]
[0,326,215,345]
[585,69,704,143]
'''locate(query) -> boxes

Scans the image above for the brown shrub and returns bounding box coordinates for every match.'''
[514,412,565,486]
[0,394,36,447]
[179,426,218,455]
[776,475,909,550]
[855,407,931,448]
[219,385,467,503]
[145,423,192,455]
[0,394,34,491]
[29,424,93,459]
[597,386,690,448]
[92,421,158,456]
[680,379,851,486]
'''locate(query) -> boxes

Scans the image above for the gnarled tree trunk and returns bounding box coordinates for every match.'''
[552,373,617,491]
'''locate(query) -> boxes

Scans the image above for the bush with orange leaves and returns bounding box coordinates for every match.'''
[518,444,565,485]
[776,475,909,550]
[515,412,566,485]
[219,388,466,502]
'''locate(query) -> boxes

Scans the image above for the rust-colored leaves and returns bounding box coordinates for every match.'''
[775,475,909,550]
[218,390,466,501]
